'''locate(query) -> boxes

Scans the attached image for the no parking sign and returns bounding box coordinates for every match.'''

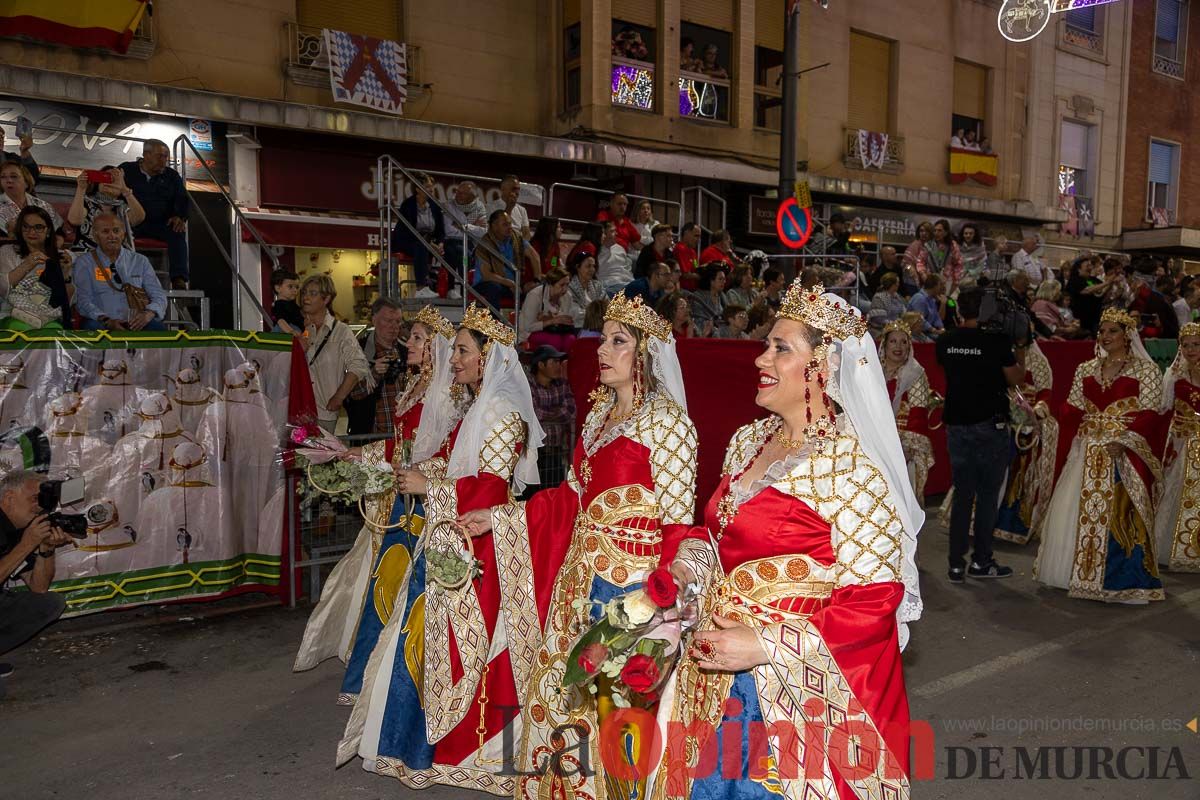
[775,197,813,249]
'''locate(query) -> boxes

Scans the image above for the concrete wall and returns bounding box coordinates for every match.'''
[1122,0,1199,231]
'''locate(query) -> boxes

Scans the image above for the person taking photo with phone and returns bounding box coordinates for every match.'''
[0,121,41,188]
[67,166,146,252]
[0,470,71,680]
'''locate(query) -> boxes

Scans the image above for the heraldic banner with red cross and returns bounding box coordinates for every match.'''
[323,28,408,115]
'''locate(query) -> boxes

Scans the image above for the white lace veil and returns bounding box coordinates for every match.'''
[823,294,924,649]
[877,326,923,415]
[446,340,546,493]
[411,329,456,464]
[1161,327,1199,411]
[649,333,688,412]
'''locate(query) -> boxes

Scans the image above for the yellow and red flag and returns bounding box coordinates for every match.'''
[0,0,149,54]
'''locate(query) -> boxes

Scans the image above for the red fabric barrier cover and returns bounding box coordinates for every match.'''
[567,338,1100,510]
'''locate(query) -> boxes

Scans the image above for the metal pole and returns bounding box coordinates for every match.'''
[778,7,801,201]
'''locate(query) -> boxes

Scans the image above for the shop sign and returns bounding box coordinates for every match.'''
[0,95,227,181]
[748,196,778,236]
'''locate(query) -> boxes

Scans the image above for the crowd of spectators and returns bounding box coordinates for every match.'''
[0,138,193,333]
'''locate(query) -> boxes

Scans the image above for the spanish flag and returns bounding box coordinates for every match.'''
[0,0,149,54]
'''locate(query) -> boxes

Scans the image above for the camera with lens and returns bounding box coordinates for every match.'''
[979,286,1031,344]
[37,477,88,539]
[382,357,405,385]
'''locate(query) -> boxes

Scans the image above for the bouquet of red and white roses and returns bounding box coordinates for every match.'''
[561,567,699,708]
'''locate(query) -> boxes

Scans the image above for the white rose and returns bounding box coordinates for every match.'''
[623,591,657,626]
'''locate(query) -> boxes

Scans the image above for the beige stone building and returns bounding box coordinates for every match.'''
[2,0,1119,324]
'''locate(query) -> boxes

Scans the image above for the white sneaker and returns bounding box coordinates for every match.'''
[447,288,462,300]
[414,287,438,299]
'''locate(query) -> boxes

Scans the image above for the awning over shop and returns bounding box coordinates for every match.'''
[240,208,381,250]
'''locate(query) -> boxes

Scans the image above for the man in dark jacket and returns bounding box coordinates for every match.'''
[120,139,190,288]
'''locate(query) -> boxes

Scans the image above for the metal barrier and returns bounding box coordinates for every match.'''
[377,155,520,326]
[534,420,575,489]
[547,182,683,230]
[680,185,727,237]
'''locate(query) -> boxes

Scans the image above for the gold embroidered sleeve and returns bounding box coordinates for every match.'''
[479,411,525,480]
[831,458,903,587]
[643,397,698,526]
[1133,359,1164,412]
[909,369,932,409]
[362,439,389,468]
[1030,349,1053,395]
[415,455,448,481]
[1066,361,1090,410]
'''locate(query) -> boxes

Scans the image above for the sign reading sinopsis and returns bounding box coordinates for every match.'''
[0,95,227,182]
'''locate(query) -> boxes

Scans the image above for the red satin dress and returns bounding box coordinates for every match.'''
[661,421,911,800]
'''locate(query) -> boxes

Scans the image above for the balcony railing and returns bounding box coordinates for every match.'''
[678,70,730,123]
[611,57,656,111]
[1153,54,1185,79]
[1061,22,1104,55]
[285,22,419,89]
[1148,207,1177,227]
[844,128,905,174]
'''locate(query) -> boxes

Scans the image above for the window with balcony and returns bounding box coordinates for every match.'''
[611,19,657,111]
[678,23,732,123]
[1147,139,1180,226]
[1059,119,1096,224]
[1153,0,1188,79]
[847,31,892,135]
[1061,7,1105,55]
[754,47,783,131]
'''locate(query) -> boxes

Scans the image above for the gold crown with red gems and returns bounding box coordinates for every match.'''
[779,281,868,340]
[1100,307,1139,331]
[1178,321,1199,340]
[604,292,672,342]
[880,319,912,341]
[460,302,515,347]
[414,305,454,339]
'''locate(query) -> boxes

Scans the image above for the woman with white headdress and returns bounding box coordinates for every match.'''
[455,293,698,800]
[105,393,197,571]
[135,441,230,569]
[993,337,1060,546]
[1035,308,1166,603]
[652,282,922,800]
[338,304,544,794]
[293,306,457,703]
[878,319,935,500]
[170,367,221,434]
[1153,323,1200,572]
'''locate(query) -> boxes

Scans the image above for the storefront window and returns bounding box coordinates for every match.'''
[679,22,731,123]
[611,20,656,111]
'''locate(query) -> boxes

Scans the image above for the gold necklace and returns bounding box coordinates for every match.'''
[607,404,635,425]
[774,430,805,450]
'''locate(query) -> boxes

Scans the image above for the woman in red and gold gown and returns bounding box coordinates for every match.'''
[994,338,1059,545]
[1035,308,1166,603]
[879,319,934,500]
[651,283,923,800]
[458,293,699,800]
[338,304,545,795]
[1154,323,1200,572]
[293,306,456,700]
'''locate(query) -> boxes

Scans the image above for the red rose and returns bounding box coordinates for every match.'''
[645,567,678,608]
[578,642,609,675]
[620,653,661,694]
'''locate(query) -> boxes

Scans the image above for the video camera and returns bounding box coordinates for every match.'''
[979,286,1031,344]
[37,477,88,539]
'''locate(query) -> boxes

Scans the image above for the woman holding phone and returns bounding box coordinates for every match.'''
[67,166,145,251]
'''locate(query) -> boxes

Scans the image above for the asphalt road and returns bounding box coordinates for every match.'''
[3,521,1199,800]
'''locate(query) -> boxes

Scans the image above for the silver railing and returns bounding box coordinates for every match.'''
[547,182,683,230]
[680,185,727,238]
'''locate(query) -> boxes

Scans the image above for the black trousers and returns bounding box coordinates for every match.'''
[947,421,1011,569]
[0,589,66,656]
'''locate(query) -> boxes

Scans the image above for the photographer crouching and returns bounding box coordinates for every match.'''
[936,287,1024,584]
[0,470,69,677]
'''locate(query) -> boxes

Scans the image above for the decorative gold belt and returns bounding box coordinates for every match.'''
[575,515,660,587]
[712,554,836,625]
[1172,411,1200,438]
[1081,412,1128,438]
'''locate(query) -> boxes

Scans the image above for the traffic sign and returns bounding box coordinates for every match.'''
[775,197,813,249]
